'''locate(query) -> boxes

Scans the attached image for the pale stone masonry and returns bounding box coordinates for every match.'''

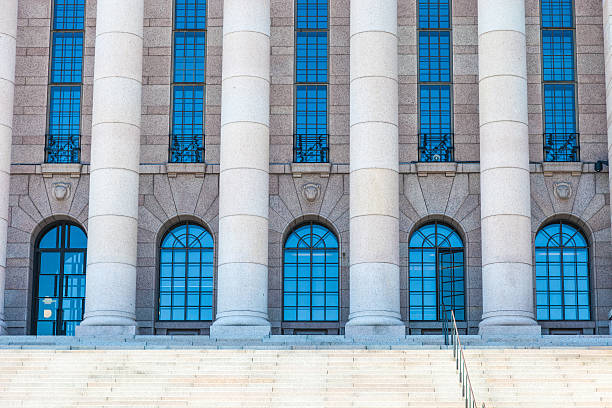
[1,0,611,337]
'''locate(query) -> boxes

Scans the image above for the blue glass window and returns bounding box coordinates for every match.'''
[418,0,450,29]
[175,0,206,30]
[419,31,451,82]
[34,222,87,336]
[541,0,573,28]
[283,223,339,322]
[174,32,206,83]
[419,85,453,162]
[409,222,464,321]
[47,0,84,163]
[53,0,85,30]
[171,0,206,163]
[542,30,574,81]
[296,0,328,30]
[51,33,83,83]
[295,0,328,163]
[418,0,453,162]
[535,222,589,321]
[541,0,577,161]
[159,223,214,321]
[296,32,328,83]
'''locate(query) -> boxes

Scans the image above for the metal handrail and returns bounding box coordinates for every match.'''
[443,309,487,408]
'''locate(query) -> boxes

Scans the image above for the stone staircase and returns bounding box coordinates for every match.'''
[0,349,466,407]
[465,348,612,408]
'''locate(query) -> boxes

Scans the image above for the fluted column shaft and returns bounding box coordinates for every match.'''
[210,0,271,338]
[77,0,144,335]
[478,0,539,335]
[0,0,17,336]
[345,0,404,337]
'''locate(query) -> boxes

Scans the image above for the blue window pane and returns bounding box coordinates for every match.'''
[51,33,83,83]
[419,32,451,82]
[39,227,60,249]
[295,85,328,163]
[174,32,206,83]
[175,0,207,29]
[296,0,328,29]
[409,223,465,321]
[419,85,452,162]
[418,0,450,29]
[541,0,573,28]
[68,225,87,249]
[535,222,590,321]
[283,223,339,322]
[543,84,577,162]
[47,86,81,163]
[53,0,85,30]
[171,86,204,163]
[542,30,574,81]
[296,32,327,83]
[159,223,214,321]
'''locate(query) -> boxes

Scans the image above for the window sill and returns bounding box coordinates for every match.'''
[415,162,458,176]
[291,162,331,177]
[541,161,583,176]
[166,163,206,178]
[40,163,84,178]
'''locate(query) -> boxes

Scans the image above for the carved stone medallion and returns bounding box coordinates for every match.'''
[52,182,71,201]
[554,181,572,200]
[302,183,321,202]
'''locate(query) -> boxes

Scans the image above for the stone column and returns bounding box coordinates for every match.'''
[210,0,271,338]
[478,0,539,336]
[603,3,612,313]
[76,0,144,336]
[345,0,404,337]
[0,0,17,336]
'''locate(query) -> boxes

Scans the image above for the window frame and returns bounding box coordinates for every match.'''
[293,0,330,164]
[45,0,86,164]
[31,221,87,336]
[416,0,454,163]
[169,0,207,164]
[540,0,579,162]
[156,221,215,323]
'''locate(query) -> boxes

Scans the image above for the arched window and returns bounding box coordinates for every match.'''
[159,222,214,321]
[409,222,465,321]
[33,222,87,335]
[535,222,589,320]
[283,222,339,321]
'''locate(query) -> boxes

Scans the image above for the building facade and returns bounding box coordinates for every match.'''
[0,0,611,337]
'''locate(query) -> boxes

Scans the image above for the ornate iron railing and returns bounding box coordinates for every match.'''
[45,134,80,163]
[543,132,580,162]
[294,134,329,163]
[419,133,454,162]
[169,134,204,163]
[443,308,487,408]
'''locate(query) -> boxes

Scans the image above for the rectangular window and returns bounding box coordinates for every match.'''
[541,0,578,161]
[171,0,206,163]
[418,0,453,162]
[46,0,85,163]
[295,0,328,163]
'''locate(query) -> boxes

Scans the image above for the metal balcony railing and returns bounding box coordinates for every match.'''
[170,134,204,163]
[543,132,580,162]
[294,134,329,163]
[45,134,81,163]
[442,308,487,408]
[419,133,454,162]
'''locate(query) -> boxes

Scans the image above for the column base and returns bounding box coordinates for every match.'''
[0,323,7,336]
[345,316,406,339]
[210,315,271,339]
[479,315,541,338]
[75,325,137,337]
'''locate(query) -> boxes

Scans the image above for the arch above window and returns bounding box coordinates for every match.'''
[535,221,590,321]
[159,222,214,321]
[33,221,87,335]
[283,222,339,322]
[409,222,465,321]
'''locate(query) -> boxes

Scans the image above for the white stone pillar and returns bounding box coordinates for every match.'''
[478,0,539,336]
[345,0,404,337]
[76,0,144,336]
[0,0,17,336]
[210,0,271,338]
